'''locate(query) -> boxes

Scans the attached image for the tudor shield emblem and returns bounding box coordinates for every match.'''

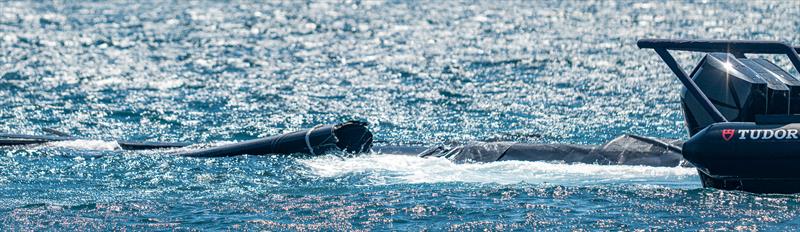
[722,129,735,141]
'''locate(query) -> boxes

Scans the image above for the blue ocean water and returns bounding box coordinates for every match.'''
[1,0,800,230]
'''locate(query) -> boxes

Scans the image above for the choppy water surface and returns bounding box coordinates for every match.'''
[1,0,800,230]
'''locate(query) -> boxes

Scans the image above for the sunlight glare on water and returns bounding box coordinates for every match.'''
[1,0,800,230]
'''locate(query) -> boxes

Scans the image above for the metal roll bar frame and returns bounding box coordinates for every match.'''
[638,39,800,123]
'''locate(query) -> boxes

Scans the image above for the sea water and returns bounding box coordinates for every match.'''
[1,1,799,230]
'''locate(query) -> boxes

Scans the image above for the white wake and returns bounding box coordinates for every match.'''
[300,154,699,186]
[47,140,121,150]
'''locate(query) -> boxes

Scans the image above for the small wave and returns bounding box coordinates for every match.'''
[47,140,120,150]
[300,154,698,186]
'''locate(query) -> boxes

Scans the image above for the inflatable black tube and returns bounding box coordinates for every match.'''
[176,121,373,157]
[682,122,800,193]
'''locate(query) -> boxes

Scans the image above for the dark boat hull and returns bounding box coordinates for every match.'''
[696,170,800,194]
[683,122,800,193]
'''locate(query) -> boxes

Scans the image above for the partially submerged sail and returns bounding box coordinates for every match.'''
[378,134,687,167]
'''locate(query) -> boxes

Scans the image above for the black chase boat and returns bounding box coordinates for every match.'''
[639,39,800,193]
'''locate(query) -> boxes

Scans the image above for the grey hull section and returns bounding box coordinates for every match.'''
[375,135,688,167]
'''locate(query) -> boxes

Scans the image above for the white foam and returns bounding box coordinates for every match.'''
[300,154,698,186]
[47,140,121,151]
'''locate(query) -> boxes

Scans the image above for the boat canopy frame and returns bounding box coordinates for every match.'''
[637,38,800,123]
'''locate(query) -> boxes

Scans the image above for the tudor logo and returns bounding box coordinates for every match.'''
[721,129,735,141]
[722,128,800,140]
